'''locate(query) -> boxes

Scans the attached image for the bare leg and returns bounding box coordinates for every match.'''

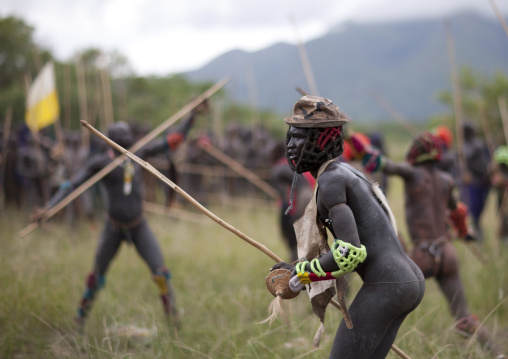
[329,280,423,359]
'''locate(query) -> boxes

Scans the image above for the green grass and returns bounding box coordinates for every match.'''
[1,182,507,358]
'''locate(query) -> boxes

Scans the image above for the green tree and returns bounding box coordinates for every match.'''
[433,67,508,148]
[0,15,52,125]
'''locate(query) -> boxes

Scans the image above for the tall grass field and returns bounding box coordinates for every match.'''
[1,176,507,358]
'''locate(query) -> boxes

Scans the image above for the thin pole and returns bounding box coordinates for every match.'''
[289,15,319,96]
[18,78,230,237]
[143,201,211,225]
[497,95,508,146]
[488,0,508,39]
[0,106,13,209]
[23,74,50,203]
[445,21,468,186]
[475,94,495,158]
[198,141,280,200]
[369,90,418,136]
[63,64,72,130]
[82,119,409,359]
[82,119,281,261]
[100,67,115,128]
[247,68,260,129]
[295,86,308,97]
[76,57,90,148]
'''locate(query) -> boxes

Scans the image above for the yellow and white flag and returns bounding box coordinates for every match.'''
[25,61,60,132]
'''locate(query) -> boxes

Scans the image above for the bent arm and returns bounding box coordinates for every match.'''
[313,173,363,273]
[45,156,104,209]
[317,204,362,272]
[382,158,415,180]
[138,111,199,158]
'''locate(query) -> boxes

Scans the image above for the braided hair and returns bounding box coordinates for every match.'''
[286,126,345,173]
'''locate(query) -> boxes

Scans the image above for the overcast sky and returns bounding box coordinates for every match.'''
[1,0,507,76]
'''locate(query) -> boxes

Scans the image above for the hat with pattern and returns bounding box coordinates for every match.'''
[284,95,348,128]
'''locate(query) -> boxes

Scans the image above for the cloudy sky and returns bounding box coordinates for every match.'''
[1,0,507,76]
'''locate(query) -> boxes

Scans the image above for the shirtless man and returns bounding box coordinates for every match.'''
[33,107,204,326]
[271,95,424,359]
[353,131,505,357]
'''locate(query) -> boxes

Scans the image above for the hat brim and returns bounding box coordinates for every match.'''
[284,116,348,128]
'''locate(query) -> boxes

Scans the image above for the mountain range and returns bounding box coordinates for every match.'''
[183,11,508,123]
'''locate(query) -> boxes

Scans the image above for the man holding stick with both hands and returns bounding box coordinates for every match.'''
[31,102,208,327]
[270,95,425,359]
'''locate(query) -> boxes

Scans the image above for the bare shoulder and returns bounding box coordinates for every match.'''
[317,162,352,189]
[436,166,455,186]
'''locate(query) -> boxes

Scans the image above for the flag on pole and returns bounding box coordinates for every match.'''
[25,61,60,132]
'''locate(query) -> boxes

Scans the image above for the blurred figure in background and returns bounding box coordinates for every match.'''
[434,125,457,178]
[490,145,508,243]
[31,106,206,328]
[353,131,505,358]
[460,122,491,241]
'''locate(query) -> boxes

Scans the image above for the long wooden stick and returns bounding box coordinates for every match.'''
[18,77,230,238]
[100,68,115,128]
[82,120,410,359]
[497,95,508,146]
[143,201,211,225]
[23,74,50,203]
[198,141,280,200]
[488,0,508,39]
[445,21,468,185]
[295,86,308,97]
[0,106,13,209]
[475,94,495,158]
[83,119,281,261]
[76,57,90,148]
[289,15,319,96]
[369,90,418,137]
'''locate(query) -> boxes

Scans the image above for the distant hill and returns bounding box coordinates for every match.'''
[183,12,508,123]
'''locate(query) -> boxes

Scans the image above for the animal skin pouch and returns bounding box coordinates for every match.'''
[293,159,337,349]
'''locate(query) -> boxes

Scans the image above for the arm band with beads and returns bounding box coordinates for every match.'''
[294,240,367,284]
[331,239,367,278]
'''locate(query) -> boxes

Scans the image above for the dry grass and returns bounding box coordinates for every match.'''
[1,179,507,358]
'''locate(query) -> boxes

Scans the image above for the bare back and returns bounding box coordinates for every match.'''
[385,160,455,241]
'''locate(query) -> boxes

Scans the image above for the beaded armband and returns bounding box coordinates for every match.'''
[331,239,367,278]
[294,240,367,284]
[295,259,336,284]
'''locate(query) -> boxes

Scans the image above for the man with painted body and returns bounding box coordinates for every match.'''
[271,95,424,359]
[353,131,505,357]
[461,122,491,240]
[33,108,203,326]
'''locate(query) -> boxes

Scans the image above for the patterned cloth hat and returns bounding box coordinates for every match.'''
[284,95,348,128]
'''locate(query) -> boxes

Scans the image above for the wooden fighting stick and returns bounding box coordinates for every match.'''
[197,140,280,201]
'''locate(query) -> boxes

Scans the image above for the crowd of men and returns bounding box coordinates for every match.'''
[0,119,282,219]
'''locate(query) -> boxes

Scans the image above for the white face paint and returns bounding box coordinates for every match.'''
[123,158,134,196]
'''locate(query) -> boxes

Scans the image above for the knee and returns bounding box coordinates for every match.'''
[153,267,171,294]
